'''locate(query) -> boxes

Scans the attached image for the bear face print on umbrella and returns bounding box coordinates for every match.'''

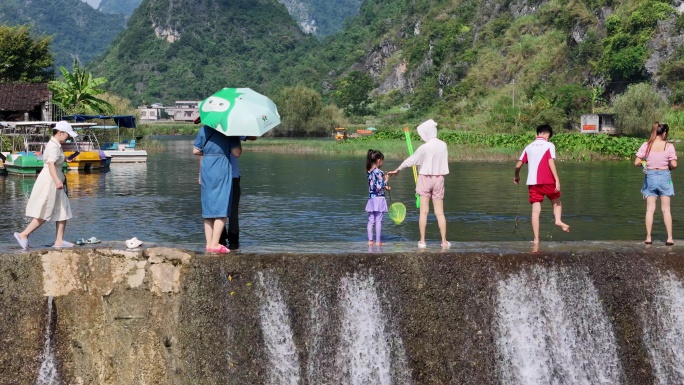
[199,88,281,137]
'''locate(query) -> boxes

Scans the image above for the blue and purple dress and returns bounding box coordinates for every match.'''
[365,168,388,213]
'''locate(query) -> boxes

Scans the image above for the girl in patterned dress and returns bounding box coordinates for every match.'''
[366,150,390,245]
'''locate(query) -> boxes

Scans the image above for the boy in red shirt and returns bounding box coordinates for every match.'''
[513,124,570,244]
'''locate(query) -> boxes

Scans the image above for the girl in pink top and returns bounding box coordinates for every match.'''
[634,122,678,245]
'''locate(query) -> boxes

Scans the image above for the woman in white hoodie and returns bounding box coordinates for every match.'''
[387,119,450,248]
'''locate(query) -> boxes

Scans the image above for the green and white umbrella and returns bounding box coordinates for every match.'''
[199,88,280,137]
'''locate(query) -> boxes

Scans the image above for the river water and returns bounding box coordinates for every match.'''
[0,137,681,252]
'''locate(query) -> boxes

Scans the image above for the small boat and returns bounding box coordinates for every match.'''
[2,122,68,176]
[62,123,112,171]
[101,138,148,163]
[4,152,67,175]
[63,115,148,163]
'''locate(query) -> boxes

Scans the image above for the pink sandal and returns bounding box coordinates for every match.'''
[207,245,230,254]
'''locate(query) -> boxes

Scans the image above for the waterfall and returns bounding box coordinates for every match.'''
[256,271,302,385]
[36,296,60,385]
[495,266,622,385]
[642,272,684,385]
[305,290,332,384]
[335,272,412,385]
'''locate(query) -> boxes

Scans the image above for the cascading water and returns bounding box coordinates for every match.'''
[641,271,684,385]
[305,289,333,384]
[36,296,60,385]
[495,266,622,385]
[335,272,412,385]
[256,271,302,385]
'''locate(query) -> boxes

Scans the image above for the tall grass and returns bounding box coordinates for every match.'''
[243,131,641,161]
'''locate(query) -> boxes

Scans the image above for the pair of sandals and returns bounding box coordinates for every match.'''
[75,237,101,246]
[14,233,76,250]
[418,241,452,249]
[644,241,675,246]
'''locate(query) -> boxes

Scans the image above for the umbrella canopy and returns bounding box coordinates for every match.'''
[199,88,280,137]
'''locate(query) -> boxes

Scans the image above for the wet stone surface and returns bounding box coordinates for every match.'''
[0,245,683,384]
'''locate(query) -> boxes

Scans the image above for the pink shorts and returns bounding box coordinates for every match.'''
[416,175,445,200]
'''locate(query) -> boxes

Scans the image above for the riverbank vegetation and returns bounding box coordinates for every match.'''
[5,1,684,162]
[244,131,646,161]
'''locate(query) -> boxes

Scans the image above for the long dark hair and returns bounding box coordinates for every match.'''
[645,122,669,158]
[366,149,384,172]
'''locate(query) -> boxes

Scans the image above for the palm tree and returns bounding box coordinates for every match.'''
[49,60,113,115]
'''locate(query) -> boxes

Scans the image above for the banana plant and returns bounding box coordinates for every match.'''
[49,60,113,115]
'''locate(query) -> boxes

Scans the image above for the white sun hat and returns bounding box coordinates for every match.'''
[54,121,78,138]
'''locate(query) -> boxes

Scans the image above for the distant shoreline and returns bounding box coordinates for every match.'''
[243,138,625,162]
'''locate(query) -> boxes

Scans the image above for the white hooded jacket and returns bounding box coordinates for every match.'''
[397,119,449,175]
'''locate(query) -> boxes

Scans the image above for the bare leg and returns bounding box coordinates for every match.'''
[661,196,674,243]
[551,198,570,232]
[419,196,430,244]
[19,218,46,240]
[210,218,227,248]
[54,221,66,246]
[531,202,541,244]
[645,196,657,243]
[204,219,213,249]
[432,199,448,246]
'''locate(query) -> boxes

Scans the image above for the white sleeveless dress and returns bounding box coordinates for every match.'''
[25,137,72,221]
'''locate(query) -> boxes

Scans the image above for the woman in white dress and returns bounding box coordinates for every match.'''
[14,121,78,250]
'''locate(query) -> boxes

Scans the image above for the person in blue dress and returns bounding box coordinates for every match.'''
[193,125,241,253]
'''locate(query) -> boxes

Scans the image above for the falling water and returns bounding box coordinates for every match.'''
[36,296,60,385]
[495,266,622,385]
[305,290,332,384]
[641,272,684,385]
[335,272,412,385]
[256,271,302,385]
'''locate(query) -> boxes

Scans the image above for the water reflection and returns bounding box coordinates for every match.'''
[65,171,108,198]
[0,138,682,252]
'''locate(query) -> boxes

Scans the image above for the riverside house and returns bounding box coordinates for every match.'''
[173,101,199,122]
[0,83,53,121]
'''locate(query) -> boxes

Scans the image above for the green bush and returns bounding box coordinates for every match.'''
[613,83,667,135]
[600,0,673,81]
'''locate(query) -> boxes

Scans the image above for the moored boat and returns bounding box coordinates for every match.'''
[3,121,69,176]
[61,123,112,171]
[4,152,68,175]
[64,115,148,163]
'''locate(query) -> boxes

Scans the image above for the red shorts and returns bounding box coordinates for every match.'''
[528,184,560,203]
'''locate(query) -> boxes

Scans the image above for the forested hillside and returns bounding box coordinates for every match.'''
[0,0,125,67]
[277,0,363,36]
[93,0,317,104]
[279,0,684,131]
[98,0,142,17]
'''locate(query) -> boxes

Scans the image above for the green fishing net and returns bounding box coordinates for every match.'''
[388,202,407,225]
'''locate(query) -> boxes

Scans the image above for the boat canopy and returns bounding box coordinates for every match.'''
[62,115,137,128]
[88,125,120,130]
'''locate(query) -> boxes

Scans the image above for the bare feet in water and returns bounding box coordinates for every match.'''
[555,221,570,233]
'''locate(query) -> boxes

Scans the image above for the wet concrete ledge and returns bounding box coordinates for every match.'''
[1,246,683,384]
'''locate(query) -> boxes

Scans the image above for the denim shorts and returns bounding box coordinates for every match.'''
[642,169,674,198]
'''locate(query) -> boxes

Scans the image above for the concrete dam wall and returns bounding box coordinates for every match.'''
[1,247,683,384]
